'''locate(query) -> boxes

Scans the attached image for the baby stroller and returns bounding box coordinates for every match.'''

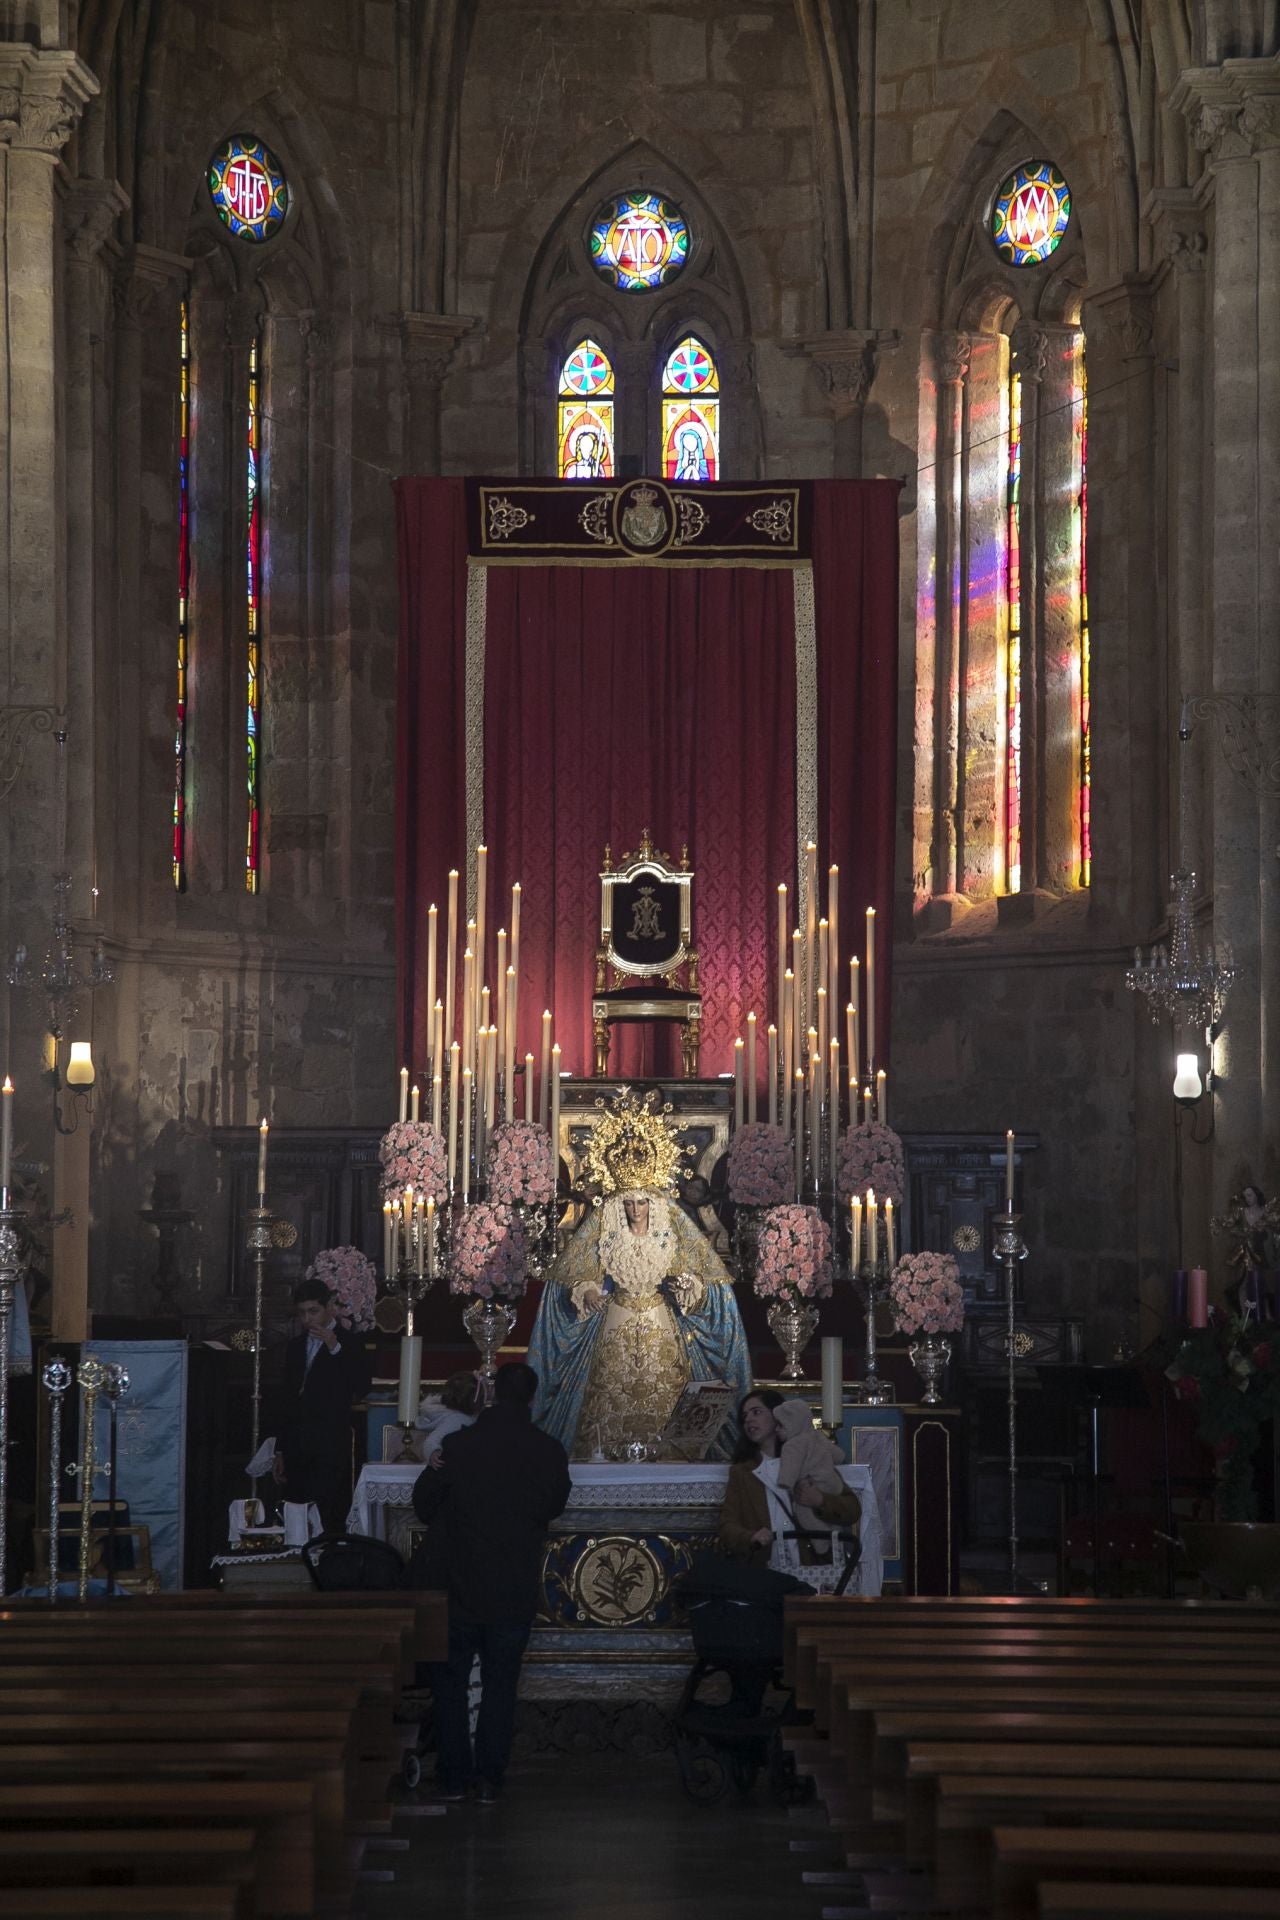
[672,1530,860,1806]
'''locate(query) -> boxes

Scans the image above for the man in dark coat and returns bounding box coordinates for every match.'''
[272,1278,373,1533]
[413,1360,570,1803]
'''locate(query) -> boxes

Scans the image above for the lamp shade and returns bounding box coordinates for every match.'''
[1173,1052,1202,1101]
[65,1041,95,1087]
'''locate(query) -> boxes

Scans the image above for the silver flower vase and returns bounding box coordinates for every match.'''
[767,1299,818,1380]
[462,1296,517,1379]
[908,1333,951,1405]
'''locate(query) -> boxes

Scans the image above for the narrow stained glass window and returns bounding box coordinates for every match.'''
[661,336,718,482]
[991,160,1071,268]
[558,339,615,479]
[246,328,262,893]
[175,296,190,892]
[1076,342,1090,887]
[1005,367,1022,894]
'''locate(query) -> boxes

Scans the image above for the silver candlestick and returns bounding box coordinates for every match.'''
[246,1206,273,1463]
[993,1208,1029,1590]
[75,1356,106,1600]
[41,1357,72,1601]
[0,1201,29,1596]
[857,1243,895,1407]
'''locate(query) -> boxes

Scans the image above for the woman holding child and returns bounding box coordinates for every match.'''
[717,1389,861,1570]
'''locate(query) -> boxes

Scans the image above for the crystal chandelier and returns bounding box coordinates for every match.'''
[1126,704,1233,1031]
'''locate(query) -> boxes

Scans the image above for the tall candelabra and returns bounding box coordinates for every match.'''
[41,1358,72,1601]
[75,1356,106,1600]
[246,1205,273,1463]
[856,1235,894,1407]
[993,1207,1030,1591]
[0,1197,30,1596]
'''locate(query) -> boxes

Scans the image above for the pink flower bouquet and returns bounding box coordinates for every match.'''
[755,1204,833,1302]
[450,1202,527,1301]
[888,1251,965,1336]
[307,1245,377,1332]
[379,1121,448,1203]
[726,1123,792,1206]
[836,1122,906,1207]
[486,1121,556,1207]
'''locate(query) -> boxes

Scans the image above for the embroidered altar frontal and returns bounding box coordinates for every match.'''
[470,477,809,565]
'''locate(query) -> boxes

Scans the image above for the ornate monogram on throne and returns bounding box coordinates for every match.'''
[592,829,701,1077]
[528,1089,751,1460]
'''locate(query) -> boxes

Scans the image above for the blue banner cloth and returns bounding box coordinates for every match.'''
[87,1339,188,1590]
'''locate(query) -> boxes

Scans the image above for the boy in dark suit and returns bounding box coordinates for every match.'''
[272,1278,373,1533]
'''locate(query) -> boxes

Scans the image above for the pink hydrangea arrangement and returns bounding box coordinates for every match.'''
[755,1204,834,1302]
[888,1251,965,1336]
[486,1121,556,1207]
[726,1123,792,1206]
[379,1121,448,1203]
[450,1202,527,1300]
[836,1122,906,1207]
[307,1245,377,1332]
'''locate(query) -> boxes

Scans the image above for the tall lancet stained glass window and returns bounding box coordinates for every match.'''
[558,339,615,479]
[175,296,191,891]
[1075,343,1090,887]
[661,336,718,482]
[246,327,262,892]
[1005,368,1023,894]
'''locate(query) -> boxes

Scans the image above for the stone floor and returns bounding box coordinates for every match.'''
[359,1752,830,1919]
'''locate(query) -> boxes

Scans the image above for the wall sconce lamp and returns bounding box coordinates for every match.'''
[51,1038,95,1136]
[1173,1028,1216,1143]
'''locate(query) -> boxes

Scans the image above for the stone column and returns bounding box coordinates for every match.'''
[401,311,474,474]
[1173,55,1280,1207]
[718,340,759,480]
[613,340,651,477]
[931,330,970,910]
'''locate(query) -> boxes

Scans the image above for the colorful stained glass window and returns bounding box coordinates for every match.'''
[661,335,719,482]
[246,329,262,893]
[209,135,289,244]
[1075,342,1090,887]
[558,339,615,478]
[174,296,191,892]
[590,191,689,293]
[1005,368,1023,893]
[990,160,1071,268]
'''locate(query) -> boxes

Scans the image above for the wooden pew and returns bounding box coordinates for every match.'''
[1037,1885,1280,1918]
[2,1892,244,1918]
[991,1827,1280,1920]
[0,1825,256,1894]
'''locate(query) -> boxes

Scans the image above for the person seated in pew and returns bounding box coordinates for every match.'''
[718,1389,860,1571]
[272,1276,373,1534]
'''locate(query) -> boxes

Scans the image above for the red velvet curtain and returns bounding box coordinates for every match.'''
[394,478,900,1081]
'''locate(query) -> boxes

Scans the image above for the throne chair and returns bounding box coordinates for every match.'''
[592,829,701,1078]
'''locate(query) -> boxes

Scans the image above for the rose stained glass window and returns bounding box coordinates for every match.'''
[661,336,718,482]
[209,135,289,243]
[990,161,1071,268]
[590,191,689,293]
[558,339,615,479]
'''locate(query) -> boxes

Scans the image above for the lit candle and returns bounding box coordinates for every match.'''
[1005,1130,1015,1211]
[804,842,818,1030]
[486,1024,498,1132]
[885,1197,896,1267]
[829,1036,840,1190]
[866,1188,878,1266]
[425,1196,436,1278]
[525,1052,535,1124]
[480,984,491,1052]
[550,1044,562,1167]
[1188,1269,1209,1329]
[510,882,521,1051]
[794,1070,805,1199]
[388,1203,399,1277]
[382,1200,393,1277]
[398,1067,408,1125]
[850,958,860,1084]
[460,1070,472,1204]
[433,1000,444,1083]
[445,869,459,1046]
[818,919,830,1043]
[850,1195,862,1271]
[816,984,828,1064]
[734,1039,744,1129]
[776,884,788,1032]
[540,1011,552,1130]
[475,846,488,1021]
[782,970,794,1112]
[0,1075,11,1202]
[425,904,437,1073]
[809,1053,820,1185]
[767,1024,778,1129]
[397,1335,423,1426]
[402,1184,414,1233]
[747,1013,758,1125]
[448,1042,460,1189]
[862,1083,872,1128]
[827,865,839,1012]
[415,1194,425,1278]
[257,1117,268,1204]
[462,945,475,1078]
[876,1069,887,1126]
[821,1336,843,1429]
[410,1083,420,1125]
[496,929,507,1085]
[845,1004,856,1103]
[865,907,876,1069]
[791,931,803,1062]
[432,1072,443,1133]
[504,966,517,1121]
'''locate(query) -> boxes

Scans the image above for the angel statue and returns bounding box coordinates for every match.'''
[528,1091,752,1460]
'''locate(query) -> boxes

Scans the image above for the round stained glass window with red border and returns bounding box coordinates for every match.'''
[208,134,290,243]
[990,160,1071,268]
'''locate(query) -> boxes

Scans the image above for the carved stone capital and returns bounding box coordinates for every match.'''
[0,48,97,156]
[112,243,191,329]
[932,330,971,388]
[1083,278,1155,360]
[1173,55,1280,161]
[223,291,264,352]
[717,339,756,389]
[1009,322,1048,383]
[800,328,896,419]
[400,310,476,386]
[63,178,129,264]
[1144,186,1211,277]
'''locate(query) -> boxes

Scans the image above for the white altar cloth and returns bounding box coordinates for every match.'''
[348,1459,883,1596]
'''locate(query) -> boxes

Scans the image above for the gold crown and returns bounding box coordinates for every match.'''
[584,1086,689,1197]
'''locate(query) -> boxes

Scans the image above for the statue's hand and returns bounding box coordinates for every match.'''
[580,1285,605,1317]
[668,1271,704,1315]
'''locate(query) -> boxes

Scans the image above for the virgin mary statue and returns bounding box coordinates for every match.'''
[528,1093,752,1459]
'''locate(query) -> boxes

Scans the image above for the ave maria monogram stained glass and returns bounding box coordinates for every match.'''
[590,191,689,293]
[990,160,1071,268]
[208,135,290,243]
